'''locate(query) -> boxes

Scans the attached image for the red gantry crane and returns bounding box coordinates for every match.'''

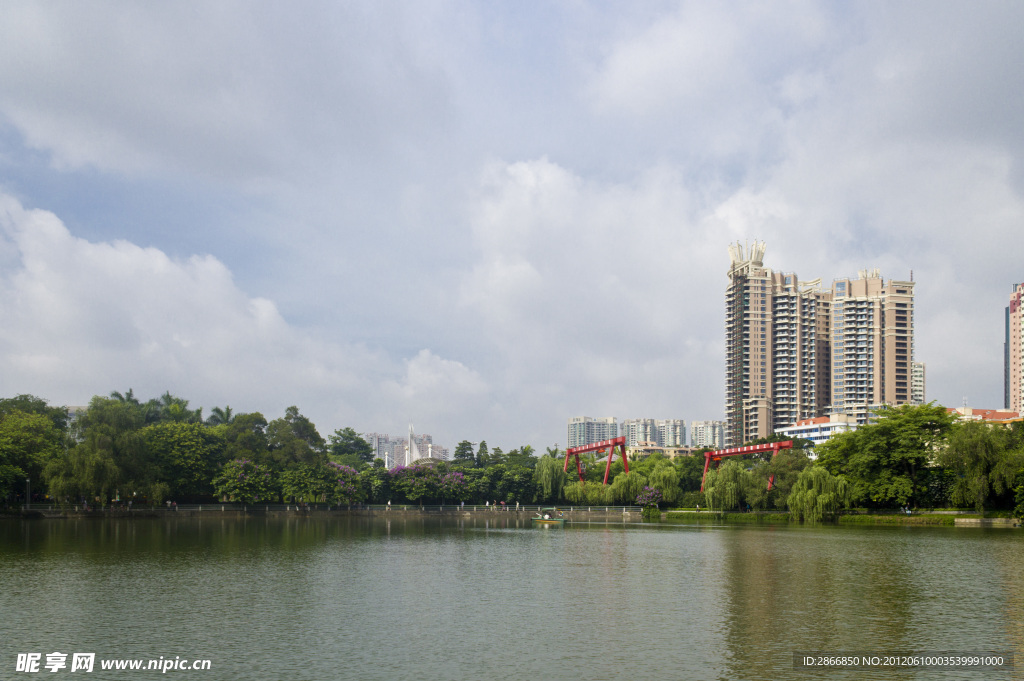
[700,440,794,492]
[564,436,629,485]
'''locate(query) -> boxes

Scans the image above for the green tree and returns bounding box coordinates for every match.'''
[46,395,147,505]
[266,406,326,470]
[0,410,65,500]
[609,470,648,505]
[492,463,535,503]
[817,403,954,507]
[506,445,538,469]
[704,460,749,511]
[140,422,226,501]
[155,391,203,424]
[219,412,270,463]
[787,466,852,521]
[765,448,811,509]
[43,445,120,507]
[438,470,470,503]
[476,441,488,467]
[328,427,374,467]
[453,440,476,467]
[675,454,708,492]
[0,394,70,431]
[533,455,567,503]
[563,480,611,505]
[206,406,235,426]
[213,458,275,503]
[325,462,362,505]
[359,461,391,504]
[389,465,438,505]
[279,465,319,502]
[939,420,1023,512]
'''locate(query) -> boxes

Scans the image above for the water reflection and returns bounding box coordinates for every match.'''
[0,517,1019,681]
[716,525,1022,680]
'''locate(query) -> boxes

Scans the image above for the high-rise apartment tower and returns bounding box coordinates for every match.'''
[725,242,831,446]
[725,243,917,445]
[829,270,915,424]
[1007,283,1024,412]
[567,416,618,449]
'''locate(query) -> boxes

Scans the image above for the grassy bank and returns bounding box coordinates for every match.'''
[838,513,955,526]
[662,509,1019,526]
[663,510,791,523]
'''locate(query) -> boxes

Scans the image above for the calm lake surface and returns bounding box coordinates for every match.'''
[1,515,1021,681]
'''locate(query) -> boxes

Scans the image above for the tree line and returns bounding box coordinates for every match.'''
[0,390,716,508]
[3,393,1022,516]
[703,403,1024,520]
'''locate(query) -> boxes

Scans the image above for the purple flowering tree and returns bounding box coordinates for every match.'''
[388,465,439,504]
[326,462,361,505]
[438,471,470,503]
[635,486,663,508]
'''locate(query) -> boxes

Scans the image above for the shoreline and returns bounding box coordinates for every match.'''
[4,505,1019,527]
[663,509,1020,527]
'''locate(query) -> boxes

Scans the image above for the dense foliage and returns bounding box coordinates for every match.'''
[701,404,1024,519]
[4,394,1024,518]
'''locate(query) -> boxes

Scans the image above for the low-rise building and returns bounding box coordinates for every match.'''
[776,413,859,451]
[946,407,1020,423]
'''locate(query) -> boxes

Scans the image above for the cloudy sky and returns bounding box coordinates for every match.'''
[1,1,1022,451]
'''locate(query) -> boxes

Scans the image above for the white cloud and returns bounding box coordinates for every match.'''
[2,2,1024,449]
[0,193,493,442]
[458,157,724,440]
[0,2,457,187]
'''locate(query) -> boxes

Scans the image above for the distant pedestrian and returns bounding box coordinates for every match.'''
[696,504,700,512]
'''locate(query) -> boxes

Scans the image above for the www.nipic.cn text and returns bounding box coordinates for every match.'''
[15,653,212,673]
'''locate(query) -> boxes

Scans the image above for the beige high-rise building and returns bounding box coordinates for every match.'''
[724,242,831,446]
[829,270,915,424]
[725,243,917,445]
[1007,283,1024,412]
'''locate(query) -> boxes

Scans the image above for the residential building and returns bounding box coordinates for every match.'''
[1007,283,1024,412]
[829,270,915,424]
[656,419,686,447]
[567,416,618,449]
[690,420,725,449]
[776,413,858,451]
[725,241,831,446]
[725,242,919,444]
[364,431,447,468]
[911,362,926,405]
[620,418,657,447]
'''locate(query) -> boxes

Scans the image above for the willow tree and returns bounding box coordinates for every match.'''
[609,470,648,505]
[533,455,567,503]
[704,460,747,511]
[787,466,852,522]
[563,480,612,505]
[647,461,682,505]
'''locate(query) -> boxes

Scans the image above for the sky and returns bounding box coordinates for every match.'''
[1,1,1022,452]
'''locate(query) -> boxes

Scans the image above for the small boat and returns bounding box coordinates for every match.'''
[532,508,566,526]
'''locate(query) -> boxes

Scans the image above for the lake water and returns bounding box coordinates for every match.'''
[1,515,1020,680]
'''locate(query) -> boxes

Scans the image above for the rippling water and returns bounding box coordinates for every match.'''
[1,516,1020,680]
